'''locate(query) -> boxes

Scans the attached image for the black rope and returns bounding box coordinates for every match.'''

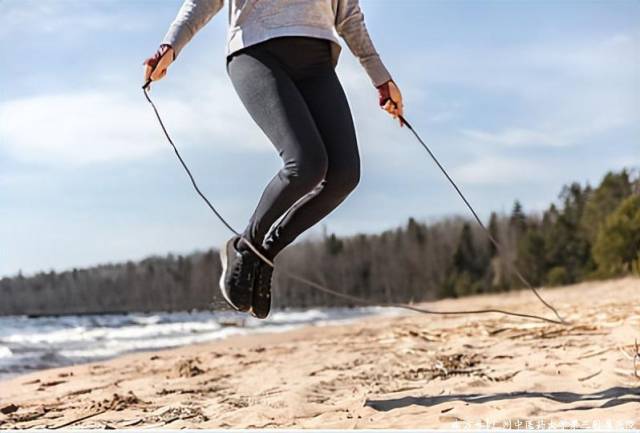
[142,86,568,326]
[398,114,566,324]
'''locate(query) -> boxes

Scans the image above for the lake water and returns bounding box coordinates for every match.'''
[0,307,398,380]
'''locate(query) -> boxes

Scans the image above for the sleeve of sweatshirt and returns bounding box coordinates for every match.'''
[335,0,392,87]
[162,0,224,59]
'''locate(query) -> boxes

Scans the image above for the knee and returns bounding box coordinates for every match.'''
[281,153,328,192]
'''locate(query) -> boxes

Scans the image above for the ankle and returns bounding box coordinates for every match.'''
[235,237,254,254]
[236,237,271,260]
[261,248,278,263]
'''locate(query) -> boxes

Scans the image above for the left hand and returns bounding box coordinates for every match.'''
[143,44,175,90]
[377,80,404,127]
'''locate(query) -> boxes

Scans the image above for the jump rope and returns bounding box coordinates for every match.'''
[142,62,568,326]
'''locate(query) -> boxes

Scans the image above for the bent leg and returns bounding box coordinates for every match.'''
[263,68,361,259]
[226,48,329,254]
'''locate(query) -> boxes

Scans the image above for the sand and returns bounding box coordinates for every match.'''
[0,277,638,429]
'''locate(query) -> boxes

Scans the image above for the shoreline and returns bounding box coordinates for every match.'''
[1,277,638,429]
[0,307,398,382]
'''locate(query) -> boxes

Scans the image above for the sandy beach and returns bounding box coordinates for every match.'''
[0,277,638,429]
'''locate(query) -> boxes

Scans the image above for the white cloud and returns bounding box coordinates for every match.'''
[0,91,200,165]
[1,93,156,164]
[524,33,637,82]
[0,2,151,37]
[0,47,393,167]
[0,82,269,166]
[462,128,567,148]
[407,33,638,144]
[453,156,544,185]
[461,112,629,148]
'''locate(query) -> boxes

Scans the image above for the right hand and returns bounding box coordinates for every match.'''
[377,80,405,127]
[143,44,175,90]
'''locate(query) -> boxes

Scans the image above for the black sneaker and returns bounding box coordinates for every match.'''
[219,236,258,312]
[251,260,274,319]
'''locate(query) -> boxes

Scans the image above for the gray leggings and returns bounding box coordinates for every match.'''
[226,36,360,260]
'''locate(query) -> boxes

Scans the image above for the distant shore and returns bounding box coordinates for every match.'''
[1,277,638,429]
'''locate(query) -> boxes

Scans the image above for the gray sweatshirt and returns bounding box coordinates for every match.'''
[162,0,392,87]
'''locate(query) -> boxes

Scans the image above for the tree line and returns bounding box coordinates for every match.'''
[1,168,638,316]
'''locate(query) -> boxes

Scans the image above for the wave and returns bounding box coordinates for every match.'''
[0,306,399,380]
[0,346,12,358]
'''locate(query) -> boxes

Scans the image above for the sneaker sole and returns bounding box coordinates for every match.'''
[251,264,272,319]
[219,237,243,311]
[250,304,270,319]
[250,293,271,319]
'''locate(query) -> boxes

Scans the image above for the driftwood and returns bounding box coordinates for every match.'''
[634,339,639,379]
[618,339,640,380]
[51,409,108,430]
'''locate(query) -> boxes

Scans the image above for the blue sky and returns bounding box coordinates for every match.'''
[1,0,638,278]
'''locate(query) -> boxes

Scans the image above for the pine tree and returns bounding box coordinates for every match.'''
[510,201,527,234]
[593,195,640,276]
[488,212,499,257]
[325,233,344,256]
[581,170,632,244]
[516,227,546,286]
[445,223,487,296]
[407,217,426,245]
[544,183,592,283]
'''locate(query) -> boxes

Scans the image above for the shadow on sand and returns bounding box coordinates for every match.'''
[365,386,640,412]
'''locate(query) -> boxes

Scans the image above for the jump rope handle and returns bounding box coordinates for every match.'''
[142,59,156,91]
[382,97,411,129]
[142,46,173,91]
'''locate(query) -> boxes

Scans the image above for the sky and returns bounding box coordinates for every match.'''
[1,0,638,278]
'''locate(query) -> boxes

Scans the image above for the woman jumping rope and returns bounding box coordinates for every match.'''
[143,0,404,319]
